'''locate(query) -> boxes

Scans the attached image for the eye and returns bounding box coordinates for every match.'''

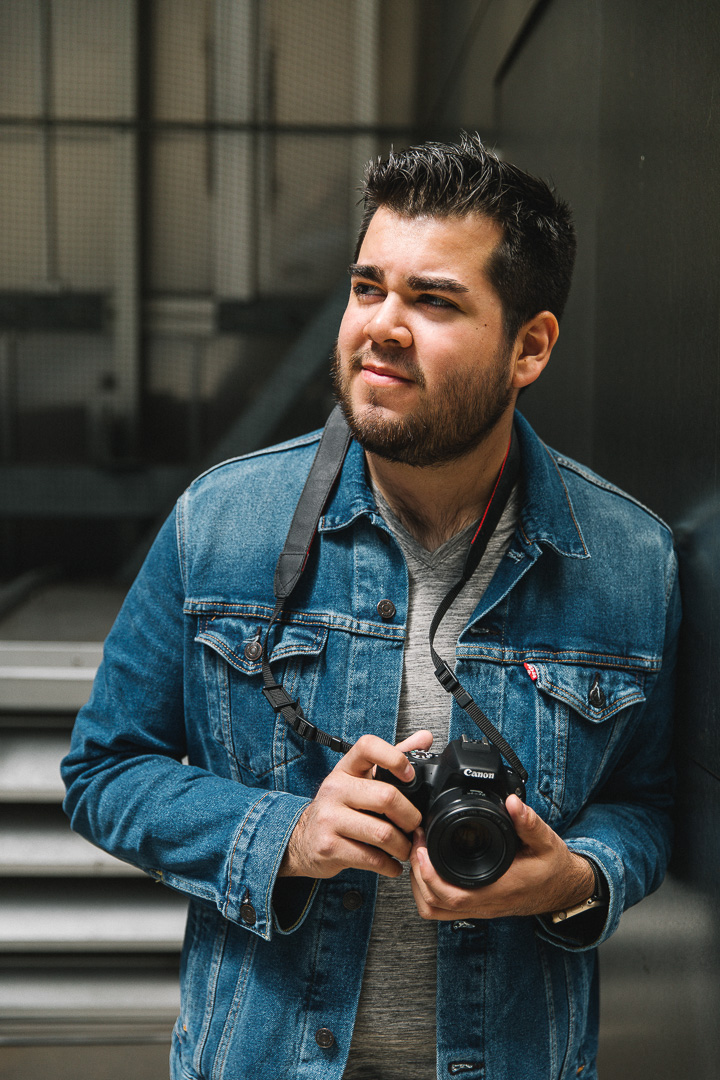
[352,282,384,300]
[418,293,456,310]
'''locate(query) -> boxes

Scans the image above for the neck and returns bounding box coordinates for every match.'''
[366,416,514,551]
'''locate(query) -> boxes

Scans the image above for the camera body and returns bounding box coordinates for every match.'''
[376,736,526,888]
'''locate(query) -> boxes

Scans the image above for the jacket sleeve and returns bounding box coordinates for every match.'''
[61,505,316,942]
[536,551,681,952]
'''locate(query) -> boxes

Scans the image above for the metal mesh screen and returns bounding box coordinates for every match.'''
[0,0,424,576]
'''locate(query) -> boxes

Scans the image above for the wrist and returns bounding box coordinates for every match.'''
[551,855,607,924]
[571,852,596,901]
[278,807,309,878]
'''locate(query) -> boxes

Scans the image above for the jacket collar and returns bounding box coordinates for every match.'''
[513,411,589,559]
[318,410,589,560]
[319,437,380,532]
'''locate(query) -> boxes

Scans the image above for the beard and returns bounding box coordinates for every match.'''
[331,342,515,468]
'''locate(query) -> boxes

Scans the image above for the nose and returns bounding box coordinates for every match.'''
[363,296,412,348]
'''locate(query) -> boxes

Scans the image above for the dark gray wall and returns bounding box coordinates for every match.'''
[496,1,720,1075]
[498,0,602,466]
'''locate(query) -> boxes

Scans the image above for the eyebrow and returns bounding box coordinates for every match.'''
[348,263,384,284]
[348,264,469,296]
[407,273,469,295]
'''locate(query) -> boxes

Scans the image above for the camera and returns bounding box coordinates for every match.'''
[375,735,526,888]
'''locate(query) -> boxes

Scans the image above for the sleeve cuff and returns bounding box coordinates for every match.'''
[221,789,315,940]
[535,841,624,951]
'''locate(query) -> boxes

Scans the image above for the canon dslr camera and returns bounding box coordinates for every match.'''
[376,735,526,888]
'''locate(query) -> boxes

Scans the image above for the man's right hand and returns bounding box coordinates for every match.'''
[278,730,433,880]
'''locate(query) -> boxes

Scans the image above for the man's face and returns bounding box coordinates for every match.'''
[333,208,518,468]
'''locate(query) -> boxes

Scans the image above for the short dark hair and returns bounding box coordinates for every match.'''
[355,132,576,342]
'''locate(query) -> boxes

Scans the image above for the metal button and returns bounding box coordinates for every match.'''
[240,902,256,926]
[588,673,606,709]
[377,599,396,620]
[244,629,263,661]
[315,1027,335,1049]
[342,889,363,911]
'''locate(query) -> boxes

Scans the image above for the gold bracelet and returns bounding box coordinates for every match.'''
[550,857,606,923]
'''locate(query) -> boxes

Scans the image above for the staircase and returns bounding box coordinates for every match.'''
[0,588,187,1078]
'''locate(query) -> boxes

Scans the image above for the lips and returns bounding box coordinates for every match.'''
[360,362,413,387]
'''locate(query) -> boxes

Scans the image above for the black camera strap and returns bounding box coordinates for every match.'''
[261,405,527,781]
[428,430,528,782]
[261,407,355,754]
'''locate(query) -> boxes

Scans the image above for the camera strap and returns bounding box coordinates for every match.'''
[261,407,355,754]
[428,430,528,782]
[262,405,527,781]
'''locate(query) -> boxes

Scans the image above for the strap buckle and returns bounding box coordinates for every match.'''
[262,683,299,714]
[262,684,320,742]
[295,713,319,742]
[434,660,459,693]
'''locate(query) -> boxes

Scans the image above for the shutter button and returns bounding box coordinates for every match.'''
[377,599,396,620]
[315,1027,335,1049]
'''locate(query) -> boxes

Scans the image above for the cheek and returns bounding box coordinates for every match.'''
[337,306,364,351]
[417,338,465,382]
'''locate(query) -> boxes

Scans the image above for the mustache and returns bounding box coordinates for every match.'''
[346,346,425,388]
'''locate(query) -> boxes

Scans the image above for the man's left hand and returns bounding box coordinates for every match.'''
[409,795,594,920]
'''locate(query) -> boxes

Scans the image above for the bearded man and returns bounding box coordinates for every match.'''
[63,135,679,1080]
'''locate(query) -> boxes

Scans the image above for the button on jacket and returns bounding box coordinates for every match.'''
[62,412,680,1080]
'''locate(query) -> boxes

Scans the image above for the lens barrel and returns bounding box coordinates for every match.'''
[425,787,518,888]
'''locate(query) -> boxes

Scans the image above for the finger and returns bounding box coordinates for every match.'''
[320,831,408,880]
[326,789,417,859]
[339,733,415,782]
[410,866,437,918]
[395,729,433,754]
[347,805,415,863]
[409,841,464,920]
[505,795,555,854]
[408,833,437,917]
[323,771,422,833]
[302,796,414,872]
[331,829,410,878]
[409,829,453,910]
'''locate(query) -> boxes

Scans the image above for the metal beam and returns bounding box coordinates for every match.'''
[0,465,187,519]
[202,278,347,465]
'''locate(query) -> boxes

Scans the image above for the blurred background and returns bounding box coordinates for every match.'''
[0,1,718,1077]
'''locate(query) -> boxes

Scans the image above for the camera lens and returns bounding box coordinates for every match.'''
[449,819,492,860]
[425,788,518,888]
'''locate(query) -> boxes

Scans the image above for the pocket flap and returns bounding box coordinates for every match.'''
[195,616,329,677]
[526,660,646,723]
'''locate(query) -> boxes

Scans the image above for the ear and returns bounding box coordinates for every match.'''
[511,311,559,390]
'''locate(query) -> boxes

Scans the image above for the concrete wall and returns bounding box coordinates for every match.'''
[491,1,720,1074]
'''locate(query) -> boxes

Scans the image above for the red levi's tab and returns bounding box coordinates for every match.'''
[524,662,538,682]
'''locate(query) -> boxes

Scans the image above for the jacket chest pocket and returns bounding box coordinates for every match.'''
[526,660,647,826]
[195,615,329,785]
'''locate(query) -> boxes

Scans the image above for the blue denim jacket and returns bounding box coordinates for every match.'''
[62,412,680,1080]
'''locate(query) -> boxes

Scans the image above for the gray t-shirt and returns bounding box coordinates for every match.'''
[342,486,519,1079]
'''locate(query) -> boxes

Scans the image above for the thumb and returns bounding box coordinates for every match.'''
[505,795,553,853]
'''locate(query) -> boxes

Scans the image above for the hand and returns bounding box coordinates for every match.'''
[409,795,595,920]
[279,730,434,880]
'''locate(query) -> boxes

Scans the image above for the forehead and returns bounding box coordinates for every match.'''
[357,208,503,283]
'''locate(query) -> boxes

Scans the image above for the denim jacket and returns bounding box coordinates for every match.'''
[62,412,680,1080]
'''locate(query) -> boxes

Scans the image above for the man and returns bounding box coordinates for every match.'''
[62,135,679,1080]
